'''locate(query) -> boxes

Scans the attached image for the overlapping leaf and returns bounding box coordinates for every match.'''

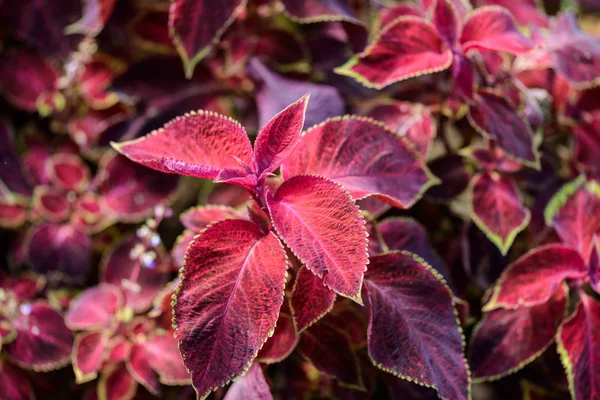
[224,363,272,400]
[289,266,336,333]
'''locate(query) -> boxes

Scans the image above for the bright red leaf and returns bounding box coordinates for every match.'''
[289,266,336,333]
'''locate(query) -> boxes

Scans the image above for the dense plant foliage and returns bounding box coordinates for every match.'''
[0,0,599,399]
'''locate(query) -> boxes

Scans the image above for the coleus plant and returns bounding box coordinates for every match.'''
[112,95,474,399]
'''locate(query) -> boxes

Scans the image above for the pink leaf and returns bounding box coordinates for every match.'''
[282,117,435,209]
[257,312,298,364]
[460,6,534,54]
[169,0,247,77]
[112,111,253,181]
[173,219,288,399]
[127,343,160,395]
[30,186,71,222]
[470,285,567,380]
[0,359,35,400]
[73,331,109,383]
[64,0,116,36]
[290,266,336,333]
[335,17,453,89]
[281,0,360,23]
[484,245,586,311]
[364,251,470,400]
[65,284,123,330]
[143,333,191,385]
[470,172,531,255]
[433,0,460,46]
[181,205,243,232]
[47,153,90,193]
[266,175,368,301]
[253,93,310,177]
[98,363,138,400]
[224,363,272,400]
[557,292,600,400]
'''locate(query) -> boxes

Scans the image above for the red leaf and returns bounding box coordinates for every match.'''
[460,6,534,54]
[290,266,336,333]
[64,0,116,36]
[169,0,247,77]
[545,177,600,263]
[257,313,298,364]
[0,119,32,197]
[468,89,538,165]
[112,111,253,181]
[484,245,586,311]
[470,172,531,255]
[98,363,138,400]
[0,199,28,229]
[433,0,460,45]
[557,292,600,400]
[482,0,548,28]
[281,0,359,23]
[47,153,90,193]
[266,175,368,301]
[143,333,190,385]
[127,344,160,395]
[6,301,73,371]
[65,284,123,330]
[30,186,71,222]
[173,219,287,399]
[298,322,363,389]
[253,93,309,177]
[364,252,470,400]
[181,205,243,232]
[73,331,109,383]
[470,285,567,380]
[0,359,34,400]
[335,17,453,89]
[224,363,272,400]
[282,117,435,209]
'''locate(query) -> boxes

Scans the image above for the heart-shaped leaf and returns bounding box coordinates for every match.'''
[65,284,123,330]
[290,266,336,333]
[257,312,298,364]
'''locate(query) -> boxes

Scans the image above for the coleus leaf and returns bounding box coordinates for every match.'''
[266,175,368,301]
[281,0,359,23]
[64,0,116,36]
[432,0,460,46]
[483,245,586,311]
[468,89,538,166]
[0,199,28,229]
[257,312,298,364]
[364,251,470,400]
[0,119,31,196]
[47,153,90,193]
[335,16,453,89]
[169,0,247,77]
[127,343,160,395]
[470,284,567,381]
[545,177,600,263]
[65,283,123,330]
[31,186,71,222]
[181,205,243,232]
[224,363,272,400]
[520,380,571,400]
[97,363,137,400]
[0,359,35,400]
[282,116,436,209]
[73,331,109,383]
[6,301,73,371]
[557,292,600,400]
[173,219,287,399]
[470,171,531,255]
[143,333,191,385]
[289,266,336,333]
[298,322,363,389]
[481,0,548,28]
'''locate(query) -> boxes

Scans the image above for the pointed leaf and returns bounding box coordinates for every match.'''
[470,285,567,380]
[47,153,90,193]
[173,219,288,399]
[282,117,435,209]
[65,284,123,330]
[112,111,253,180]
[364,251,470,400]
[73,331,109,383]
[253,93,309,176]
[290,266,336,333]
[335,17,453,89]
[143,333,191,385]
[30,186,71,222]
[470,172,531,255]
[281,0,360,23]
[98,363,137,400]
[557,292,600,400]
[433,0,460,45]
[127,343,160,395]
[181,205,243,232]
[224,363,272,400]
[0,359,35,400]
[257,313,298,364]
[484,245,586,311]
[266,175,368,301]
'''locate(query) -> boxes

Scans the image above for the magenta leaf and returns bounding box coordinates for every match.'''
[257,312,298,364]
[73,331,109,383]
[484,245,586,311]
[112,110,253,181]
[266,175,368,301]
[470,285,567,380]
[364,251,470,400]
[470,172,531,255]
[0,119,31,197]
[0,359,35,400]
[143,333,191,385]
[47,153,90,193]
[253,93,309,177]
[169,0,247,77]
[173,219,288,399]
[335,17,453,89]
[282,117,435,209]
[482,0,547,28]
[298,322,363,389]
[468,89,538,165]
[281,0,359,23]
[31,186,71,222]
[65,284,123,330]
[64,0,116,36]
[224,363,273,400]
[433,0,460,46]
[557,292,600,400]
[0,200,28,229]
[181,205,243,232]
[6,301,73,371]
[290,266,336,333]
[98,363,137,400]
[128,343,160,395]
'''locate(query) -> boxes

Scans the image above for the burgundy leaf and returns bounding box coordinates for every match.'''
[257,313,298,364]
[0,119,31,196]
[481,0,548,28]
[64,0,116,36]
[290,266,336,333]
[364,251,470,400]
[172,230,196,269]
[30,186,71,222]
[470,172,531,255]
[282,117,435,209]
[73,331,109,383]
[143,333,191,385]
[112,111,253,181]
[169,0,247,77]
[224,363,272,400]
[557,292,600,400]
[127,343,160,395]
[470,285,567,380]
[65,284,123,330]
[173,219,287,399]
[98,363,138,400]
[281,0,359,23]
[181,205,242,232]
[266,175,368,301]
[484,245,586,311]
[433,0,460,46]
[47,153,90,193]
[426,154,471,200]
[335,17,453,89]
[468,89,538,165]
[0,359,34,400]
[0,200,28,229]
[253,93,309,177]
